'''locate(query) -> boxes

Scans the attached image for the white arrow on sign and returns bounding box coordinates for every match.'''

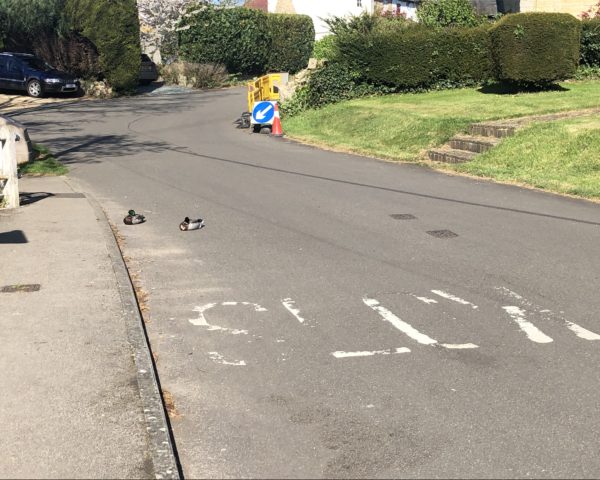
[255,104,273,121]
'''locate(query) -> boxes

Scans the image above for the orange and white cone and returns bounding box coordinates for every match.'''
[271,102,283,137]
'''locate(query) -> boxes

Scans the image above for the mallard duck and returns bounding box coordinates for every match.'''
[123,209,146,225]
[180,217,204,231]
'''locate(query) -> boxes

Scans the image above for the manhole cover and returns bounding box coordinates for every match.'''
[390,214,416,220]
[427,230,458,239]
[53,193,85,198]
[1,284,41,293]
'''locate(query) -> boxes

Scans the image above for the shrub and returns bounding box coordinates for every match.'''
[161,62,228,89]
[267,14,314,73]
[179,5,270,75]
[581,18,600,67]
[313,35,337,60]
[66,0,141,92]
[336,25,493,89]
[490,13,580,85]
[417,0,482,28]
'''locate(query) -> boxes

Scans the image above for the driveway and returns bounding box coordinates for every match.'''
[11,88,600,478]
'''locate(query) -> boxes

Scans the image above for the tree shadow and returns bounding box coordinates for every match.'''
[478,82,570,95]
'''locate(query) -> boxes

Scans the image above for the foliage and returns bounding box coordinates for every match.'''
[0,0,67,39]
[490,13,581,86]
[312,35,337,61]
[282,62,394,117]
[335,24,493,89]
[161,62,228,88]
[416,0,482,28]
[581,0,600,19]
[573,65,600,79]
[178,5,270,75]
[267,14,314,73]
[581,18,600,66]
[65,0,141,92]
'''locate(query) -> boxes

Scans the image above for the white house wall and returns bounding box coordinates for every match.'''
[267,0,376,38]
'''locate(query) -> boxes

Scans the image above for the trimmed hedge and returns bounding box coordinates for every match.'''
[267,14,314,73]
[490,13,581,85]
[179,6,270,75]
[337,25,493,89]
[179,6,314,75]
[581,18,600,67]
[66,0,141,92]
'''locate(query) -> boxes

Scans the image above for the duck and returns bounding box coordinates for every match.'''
[180,216,204,231]
[123,209,146,225]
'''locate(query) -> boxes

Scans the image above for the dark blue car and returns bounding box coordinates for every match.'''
[0,52,79,97]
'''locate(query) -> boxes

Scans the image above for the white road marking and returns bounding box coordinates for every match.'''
[281,298,305,323]
[363,297,438,345]
[440,343,479,349]
[564,322,600,341]
[502,306,553,343]
[332,347,411,358]
[431,290,478,309]
[498,287,600,341]
[208,352,246,366]
[188,302,268,335]
[412,295,438,305]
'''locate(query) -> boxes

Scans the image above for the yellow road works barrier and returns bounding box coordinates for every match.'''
[247,73,283,113]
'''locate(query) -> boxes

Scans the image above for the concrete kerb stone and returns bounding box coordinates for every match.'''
[68,179,181,479]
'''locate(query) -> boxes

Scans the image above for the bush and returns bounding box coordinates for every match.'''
[267,14,314,73]
[161,62,228,89]
[336,25,493,89]
[581,18,600,67]
[417,0,482,28]
[66,0,141,92]
[313,35,337,60]
[490,13,581,85]
[179,5,270,75]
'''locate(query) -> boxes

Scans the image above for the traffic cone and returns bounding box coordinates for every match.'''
[271,102,283,137]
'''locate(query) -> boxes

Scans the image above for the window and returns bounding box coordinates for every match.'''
[357,0,362,6]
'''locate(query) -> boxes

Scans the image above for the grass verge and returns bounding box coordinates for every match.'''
[441,115,600,199]
[19,144,68,176]
[283,80,600,200]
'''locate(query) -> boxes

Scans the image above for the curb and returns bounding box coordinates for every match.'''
[71,181,181,479]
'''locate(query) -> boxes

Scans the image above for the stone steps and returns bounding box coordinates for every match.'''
[469,123,516,138]
[427,148,477,164]
[449,134,501,153]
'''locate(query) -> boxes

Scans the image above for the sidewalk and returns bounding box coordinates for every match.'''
[0,176,176,478]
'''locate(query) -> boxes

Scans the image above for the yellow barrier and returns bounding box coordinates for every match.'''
[247,73,282,113]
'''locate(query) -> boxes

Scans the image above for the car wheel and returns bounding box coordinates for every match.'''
[27,80,43,98]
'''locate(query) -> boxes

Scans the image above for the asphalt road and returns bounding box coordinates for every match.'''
[13,88,600,478]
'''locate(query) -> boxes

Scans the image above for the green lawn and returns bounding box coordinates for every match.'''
[283,80,600,200]
[19,144,67,176]
[284,81,600,162]
[445,115,600,199]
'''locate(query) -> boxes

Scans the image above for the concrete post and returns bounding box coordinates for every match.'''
[0,125,19,209]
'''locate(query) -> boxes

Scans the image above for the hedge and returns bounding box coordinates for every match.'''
[267,14,314,74]
[336,25,493,89]
[581,18,600,67]
[490,13,581,85]
[179,6,271,75]
[66,0,141,92]
[178,7,314,76]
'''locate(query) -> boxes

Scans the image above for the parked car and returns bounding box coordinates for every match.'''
[0,52,80,98]
[139,54,159,85]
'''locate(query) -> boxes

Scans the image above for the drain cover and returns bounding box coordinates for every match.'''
[427,229,458,239]
[390,214,416,220]
[1,284,41,293]
[53,193,85,198]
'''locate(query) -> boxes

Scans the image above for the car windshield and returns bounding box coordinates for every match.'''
[20,57,54,72]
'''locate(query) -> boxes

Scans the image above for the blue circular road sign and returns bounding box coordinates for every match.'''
[252,101,275,124]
